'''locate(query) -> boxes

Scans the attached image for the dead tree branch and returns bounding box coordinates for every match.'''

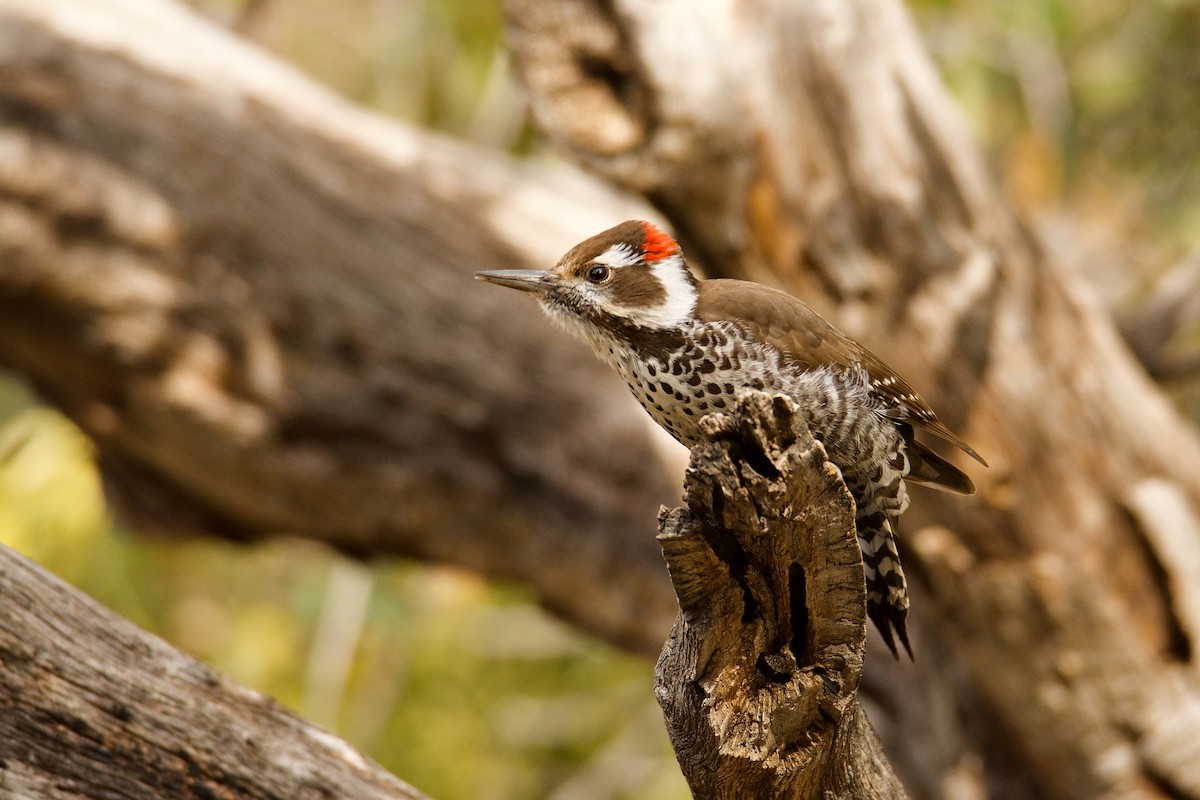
[655,391,907,799]
[0,0,681,655]
[0,543,428,800]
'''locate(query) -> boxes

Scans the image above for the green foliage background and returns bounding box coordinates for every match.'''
[1,1,1197,798]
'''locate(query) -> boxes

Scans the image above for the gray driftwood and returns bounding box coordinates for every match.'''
[655,391,907,799]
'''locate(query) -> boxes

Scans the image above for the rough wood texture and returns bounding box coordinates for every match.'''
[655,391,907,799]
[507,1,1200,798]
[0,543,427,800]
[0,0,683,655]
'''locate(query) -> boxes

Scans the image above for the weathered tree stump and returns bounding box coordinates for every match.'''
[655,391,907,799]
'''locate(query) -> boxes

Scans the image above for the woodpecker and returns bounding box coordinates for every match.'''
[477,220,984,658]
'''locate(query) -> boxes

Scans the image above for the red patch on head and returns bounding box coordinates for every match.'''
[639,221,679,262]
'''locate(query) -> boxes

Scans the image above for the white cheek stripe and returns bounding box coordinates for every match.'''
[624,254,696,329]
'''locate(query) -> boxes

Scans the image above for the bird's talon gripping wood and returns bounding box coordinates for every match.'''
[477,220,985,660]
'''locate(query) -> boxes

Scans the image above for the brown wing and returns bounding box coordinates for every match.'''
[696,279,987,467]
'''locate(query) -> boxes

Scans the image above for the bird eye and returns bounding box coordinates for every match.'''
[585,264,610,284]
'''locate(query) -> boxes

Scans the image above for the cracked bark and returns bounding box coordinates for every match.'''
[655,391,907,799]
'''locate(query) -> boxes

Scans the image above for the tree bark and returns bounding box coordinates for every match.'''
[506,1,1200,798]
[0,0,683,656]
[0,543,428,799]
[655,391,907,799]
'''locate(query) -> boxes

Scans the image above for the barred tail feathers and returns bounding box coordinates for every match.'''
[858,510,913,660]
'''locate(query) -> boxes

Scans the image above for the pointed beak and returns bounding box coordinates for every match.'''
[475,269,557,294]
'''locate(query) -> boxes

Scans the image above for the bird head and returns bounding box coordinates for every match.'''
[476,220,698,339]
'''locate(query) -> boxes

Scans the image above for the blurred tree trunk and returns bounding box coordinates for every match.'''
[0,0,683,657]
[507,1,1200,799]
[1,0,1199,799]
